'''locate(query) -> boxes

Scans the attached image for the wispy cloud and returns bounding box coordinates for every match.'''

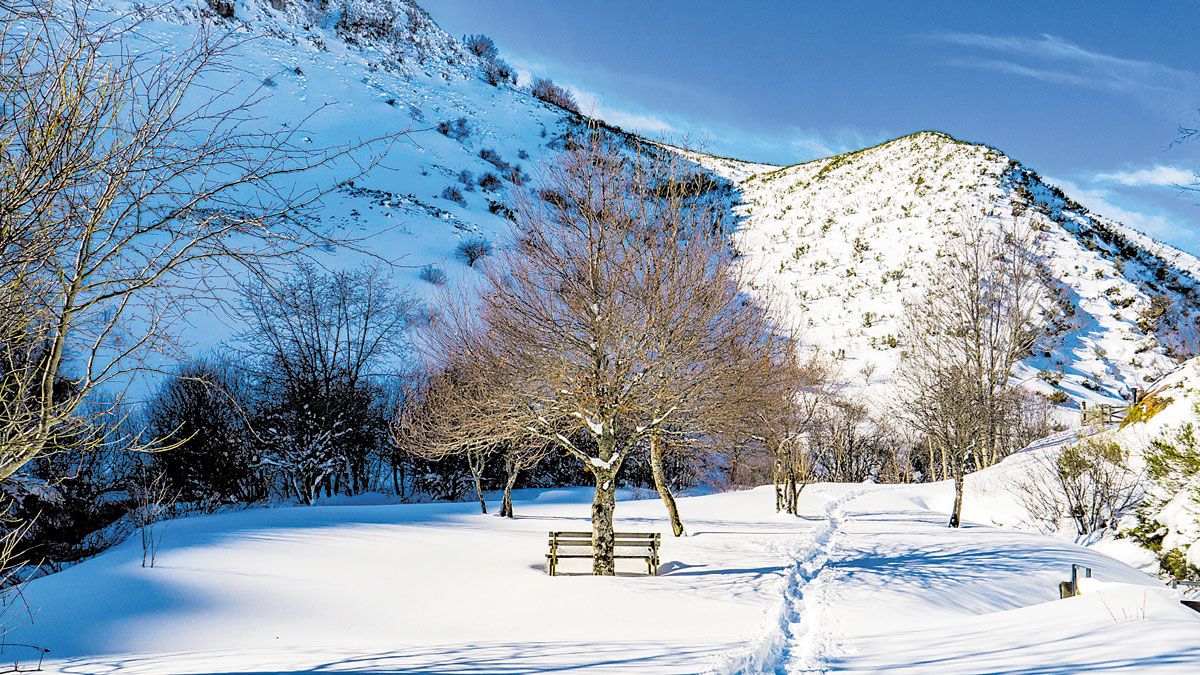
[1092,165,1196,188]
[503,52,675,136]
[566,85,675,135]
[784,128,880,160]
[1049,175,1198,248]
[932,32,1197,106]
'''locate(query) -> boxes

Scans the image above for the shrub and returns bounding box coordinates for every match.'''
[1137,294,1172,333]
[1122,393,1172,428]
[1011,435,1139,536]
[484,59,516,86]
[488,200,514,220]
[463,34,515,86]
[477,172,502,192]
[436,117,472,142]
[1126,419,1200,579]
[441,186,466,206]
[207,0,234,18]
[531,78,579,113]
[418,265,447,286]
[462,34,499,61]
[505,165,527,186]
[456,237,493,267]
[1055,438,1139,535]
[479,148,509,171]
[457,170,475,190]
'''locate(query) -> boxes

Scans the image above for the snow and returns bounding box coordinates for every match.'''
[9,482,1198,673]
[689,132,1200,414]
[15,4,1200,672]
[70,3,1200,410]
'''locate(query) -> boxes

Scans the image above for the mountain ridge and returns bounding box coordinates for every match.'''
[107,1,1200,411]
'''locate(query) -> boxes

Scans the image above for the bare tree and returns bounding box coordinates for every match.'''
[896,217,1046,527]
[420,131,783,573]
[1012,436,1140,536]
[238,264,413,502]
[713,348,831,516]
[498,441,553,518]
[131,467,175,568]
[0,2,398,486]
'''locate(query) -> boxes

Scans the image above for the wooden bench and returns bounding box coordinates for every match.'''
[546,531,660,576]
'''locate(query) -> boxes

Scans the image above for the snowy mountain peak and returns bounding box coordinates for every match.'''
[708,130,1200,411]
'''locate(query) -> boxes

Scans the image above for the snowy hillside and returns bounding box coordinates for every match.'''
[80,3,1200,410]
[696,132,1200,411]
[83,0,594,355]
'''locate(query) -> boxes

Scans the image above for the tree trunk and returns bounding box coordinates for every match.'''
[468,449,488,514]
[499,468,519,518]
[949,454,964,528]
[591,466,617,575]
[472,470,487,514]
[773,443,786,513]
[785,470,798,515]
[649,436,684,537]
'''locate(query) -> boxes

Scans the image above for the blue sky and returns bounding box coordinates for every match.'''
[422,0,1200,254]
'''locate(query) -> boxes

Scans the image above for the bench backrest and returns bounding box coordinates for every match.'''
[549,531,659,549]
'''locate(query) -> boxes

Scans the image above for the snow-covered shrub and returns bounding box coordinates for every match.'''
[479,147,509,171]
[455,237,492,267]
[436,117,471,142]
[1126,415,1200,579]
[477,172,501,192]
[457,169,475,190]
[483,59,516,86]
[419,265,447,285]
[531,78,579,113]
[1012,435,1139,536]
[504,164,527,186]
[440,185,466,206]
[462,34,499,61]
[206,0,234,19]
[462,34,515,85]
[487,199,514,220]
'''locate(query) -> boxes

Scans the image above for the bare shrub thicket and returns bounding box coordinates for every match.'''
[236,264,414,504]
[405,130,785,572]
[722,351,831,515]
[463,34,516,86]
[455,237,493,266]
[897,218,1047,527]
[531,78,579,114]
[1013,436,1140,536]
[132,468,175,568]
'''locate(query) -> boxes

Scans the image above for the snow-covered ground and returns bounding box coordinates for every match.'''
[8,480,1197,673]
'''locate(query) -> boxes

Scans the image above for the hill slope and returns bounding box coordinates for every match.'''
[100,2,1200,410]
[696,132,1200,410]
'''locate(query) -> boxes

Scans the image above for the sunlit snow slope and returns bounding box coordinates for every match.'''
[120,2,1200,409]
[697,132,1200,411]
